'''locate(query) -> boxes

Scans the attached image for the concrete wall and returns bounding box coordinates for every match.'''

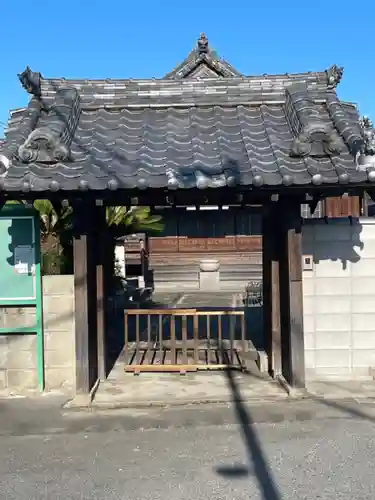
[303,218,375,380]
[0,275,75,392]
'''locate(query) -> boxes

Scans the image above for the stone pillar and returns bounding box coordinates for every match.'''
[199,259,220,291]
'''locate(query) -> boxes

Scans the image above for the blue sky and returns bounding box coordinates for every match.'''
[1,0,375,135]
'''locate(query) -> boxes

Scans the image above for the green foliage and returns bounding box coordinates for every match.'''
[105,206,164,234]
[32,201,73,275]
[33,200,72,240]
[4,200,72,274]
[7,200,164,275]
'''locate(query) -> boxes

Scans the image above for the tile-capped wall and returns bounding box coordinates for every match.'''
[303,218,375,380]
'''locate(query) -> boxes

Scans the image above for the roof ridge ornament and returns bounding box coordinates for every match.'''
[17,87,81,164]
[18,66,42,97]
[356,116,375,171]
[286,83,343,157]
[360,117,375,154]
[164,34,243,79]
[197,33,209,55]
[0,153,10,177]
[326,64,344,88]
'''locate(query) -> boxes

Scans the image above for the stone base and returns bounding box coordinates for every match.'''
[199,271,220,291]
[256,350,269,373]
[276,375,308,399]
[64,378,100,409]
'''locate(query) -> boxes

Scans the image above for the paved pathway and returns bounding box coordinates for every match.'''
[92,370,287,409]
[151,290,243,309]
[96,290,271,408]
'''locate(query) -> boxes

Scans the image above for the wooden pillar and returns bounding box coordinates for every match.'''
[362,193,369,217]
[262,204,281,376]
[73,200,98,394]
[279,202,305,388]
[95,204,107,380]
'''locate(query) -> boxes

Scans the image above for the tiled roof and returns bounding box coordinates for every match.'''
[1,36,375,193]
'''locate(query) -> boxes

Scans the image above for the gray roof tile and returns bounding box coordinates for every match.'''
[0,101,371,192]
[0,40,374,193]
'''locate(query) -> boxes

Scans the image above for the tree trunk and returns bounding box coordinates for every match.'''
[41,233,65,275]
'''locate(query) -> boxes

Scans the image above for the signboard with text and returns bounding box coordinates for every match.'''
[0,212,37,301]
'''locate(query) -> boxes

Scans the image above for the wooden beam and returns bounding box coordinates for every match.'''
[95,205,107,381]
[280,202,305,388]
[72,200,98,394]
[361,194,368,217]
[73,206,90,393]
[262,204,281,376]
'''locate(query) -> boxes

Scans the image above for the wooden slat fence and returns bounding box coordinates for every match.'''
[124,308,251,374]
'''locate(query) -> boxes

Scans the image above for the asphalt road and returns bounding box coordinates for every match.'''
[1,416,375,499]
[2,396,375,499]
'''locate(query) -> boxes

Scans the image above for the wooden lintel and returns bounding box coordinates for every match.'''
[2,182,374,207]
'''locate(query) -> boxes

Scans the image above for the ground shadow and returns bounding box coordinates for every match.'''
[306,379,375,425]
[215,359,282,500]
[314,396,375,425]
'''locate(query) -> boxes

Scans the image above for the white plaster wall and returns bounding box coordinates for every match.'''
[303,218,375,380]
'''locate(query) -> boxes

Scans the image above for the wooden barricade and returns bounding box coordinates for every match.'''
[124,308,250,374]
